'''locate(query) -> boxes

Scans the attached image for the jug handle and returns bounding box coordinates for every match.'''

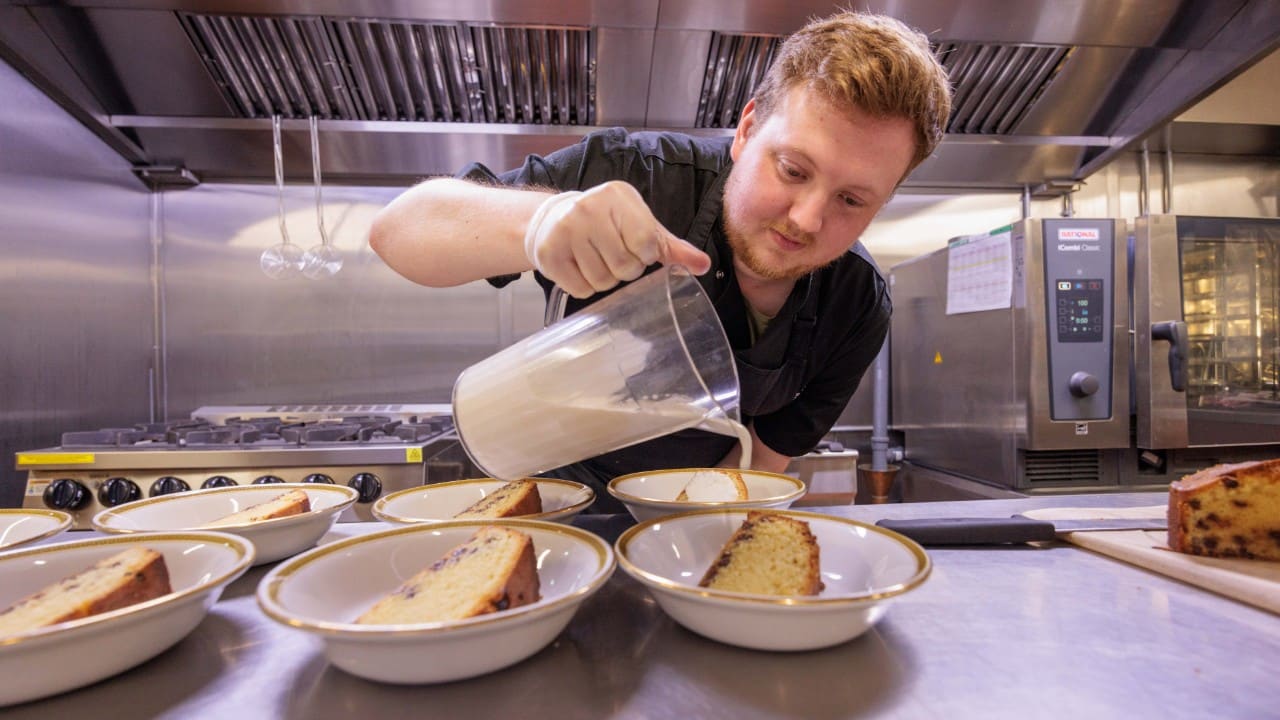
[544,286,569,327]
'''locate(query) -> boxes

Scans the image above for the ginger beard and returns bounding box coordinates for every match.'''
[722,166,830,282]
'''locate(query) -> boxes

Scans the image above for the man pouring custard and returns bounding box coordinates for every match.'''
[369,11,953,512]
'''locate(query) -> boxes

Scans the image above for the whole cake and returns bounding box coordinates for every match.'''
[676,469,749,502]
[699,511,824,595]
[454,479,543,519]
[205,489,311,527]
[0,547,172,637]
[356,525,541,624]
[1168,458,1280,561]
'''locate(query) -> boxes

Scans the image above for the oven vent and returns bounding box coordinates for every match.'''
[695,34,1072,135]
[179,13,595,125]
[1023,449,1102,483]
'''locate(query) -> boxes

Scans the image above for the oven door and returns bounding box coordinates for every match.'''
[1134,215,1280,448]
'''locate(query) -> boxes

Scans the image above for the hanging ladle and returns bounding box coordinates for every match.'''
[260,114,305,279]
[301,115,343,279]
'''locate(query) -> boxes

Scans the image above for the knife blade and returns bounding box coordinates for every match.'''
[874,515,1167,546]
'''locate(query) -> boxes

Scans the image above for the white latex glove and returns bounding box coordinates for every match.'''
[523,181,712,298]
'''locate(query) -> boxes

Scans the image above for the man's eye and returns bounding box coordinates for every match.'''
[840,194,864,208]
[779,162,803,179]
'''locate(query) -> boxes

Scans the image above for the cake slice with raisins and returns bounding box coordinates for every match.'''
[1167,458,1280,561]
[698,511,823,595]
[356,526,540,624]
[0,547,172,637]
[453,480,542,518]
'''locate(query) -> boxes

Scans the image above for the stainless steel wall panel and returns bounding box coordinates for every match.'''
[0,59,152,508]
[158,183,546,417]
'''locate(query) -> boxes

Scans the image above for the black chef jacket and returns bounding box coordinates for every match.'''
[458,128,890,512]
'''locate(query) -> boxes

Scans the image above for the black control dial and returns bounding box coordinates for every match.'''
[150,476,190,497]
[348,472,382,503]
[98,477,142,507]
[302,473,334,484]
[253,475,286,484]
[1068,371,1100,398]
[202,475,238,489]
[43,478,91,511]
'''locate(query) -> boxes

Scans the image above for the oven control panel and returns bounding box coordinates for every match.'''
[1042,219,1115,421]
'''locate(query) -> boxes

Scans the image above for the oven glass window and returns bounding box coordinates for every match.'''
[1177,217,1280,428]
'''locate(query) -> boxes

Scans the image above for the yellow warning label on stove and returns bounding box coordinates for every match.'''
[405,447,423,463]
[16,453,96,466]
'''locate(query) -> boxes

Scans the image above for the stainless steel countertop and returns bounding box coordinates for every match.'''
[7,493,1277,719]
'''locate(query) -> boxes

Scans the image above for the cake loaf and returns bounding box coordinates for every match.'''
[0,547,172,637]
[205,489,310,527]
[676,469,749,502]
[1168,458,1280,561]
[454,479,542,519]
[356,525,541,624]
[699,511,824,595]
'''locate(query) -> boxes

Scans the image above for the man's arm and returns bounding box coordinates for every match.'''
[717,423,793,474]
[369,177,711,296]
[368,177,545,288]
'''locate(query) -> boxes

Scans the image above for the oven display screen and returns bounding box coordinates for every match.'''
[1054,279,1104,342]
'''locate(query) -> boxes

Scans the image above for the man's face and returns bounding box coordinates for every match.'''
[723,85,916,282]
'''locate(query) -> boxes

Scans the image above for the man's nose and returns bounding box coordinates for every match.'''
[787,189,824,235]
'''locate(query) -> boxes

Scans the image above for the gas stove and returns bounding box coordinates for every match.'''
[17,404,477,527]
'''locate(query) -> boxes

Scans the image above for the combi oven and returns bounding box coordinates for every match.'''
[891,215,1278,494]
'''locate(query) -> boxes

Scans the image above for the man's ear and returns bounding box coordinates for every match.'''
[730,98,758,162]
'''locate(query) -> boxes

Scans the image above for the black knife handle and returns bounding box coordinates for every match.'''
[875,517,1057,546]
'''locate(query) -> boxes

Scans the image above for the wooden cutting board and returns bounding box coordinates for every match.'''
[1022,505,1280,615]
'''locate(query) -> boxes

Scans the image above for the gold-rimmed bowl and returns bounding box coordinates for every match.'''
[0,508,73,551]
[607,468,807,523]
[372,477,594,525]
[616,509,930,651]
[256,518,615,684]
[92,483,358,565]
[0,531,254,706]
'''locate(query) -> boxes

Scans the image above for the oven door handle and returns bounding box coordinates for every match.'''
[1151,320,1188,392]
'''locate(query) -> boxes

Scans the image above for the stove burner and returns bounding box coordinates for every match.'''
[53,413,452,451]
[60,428,147,448]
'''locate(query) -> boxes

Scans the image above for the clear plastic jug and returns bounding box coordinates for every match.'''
[452,265,743,480]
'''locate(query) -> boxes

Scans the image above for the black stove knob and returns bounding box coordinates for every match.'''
[150,476,190,497]
[98,477,142,507]
[302,473,335,484]
[43,478,91,511]
[348,472,382,503]
[202,475,238,489]
[253,475,286,485]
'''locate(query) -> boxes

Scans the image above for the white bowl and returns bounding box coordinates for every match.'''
[92,483,358,565]
[0,531,253,706]
[607,468,807,522]
[372,478,594,524]
[0,509,72,551]
[616,509,930,651]
[257,518,615,684]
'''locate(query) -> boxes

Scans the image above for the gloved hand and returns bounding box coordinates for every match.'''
[523,181,712,298]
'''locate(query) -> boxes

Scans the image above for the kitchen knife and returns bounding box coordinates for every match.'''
[875,515,1167,546]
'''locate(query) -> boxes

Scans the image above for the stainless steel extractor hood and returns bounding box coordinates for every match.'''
[1,0,1277,190]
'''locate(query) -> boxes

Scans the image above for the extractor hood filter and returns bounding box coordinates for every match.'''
[695,32,1072,135]
[179,13,596,125]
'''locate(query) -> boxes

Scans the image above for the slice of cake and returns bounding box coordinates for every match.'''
[205,489,311,527]
[356,526,541,624]
[698,511,824,595]
[1168,458,1280,561]
[676,469,749,502]
[453,479,543,519]
[0,547,172,637]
